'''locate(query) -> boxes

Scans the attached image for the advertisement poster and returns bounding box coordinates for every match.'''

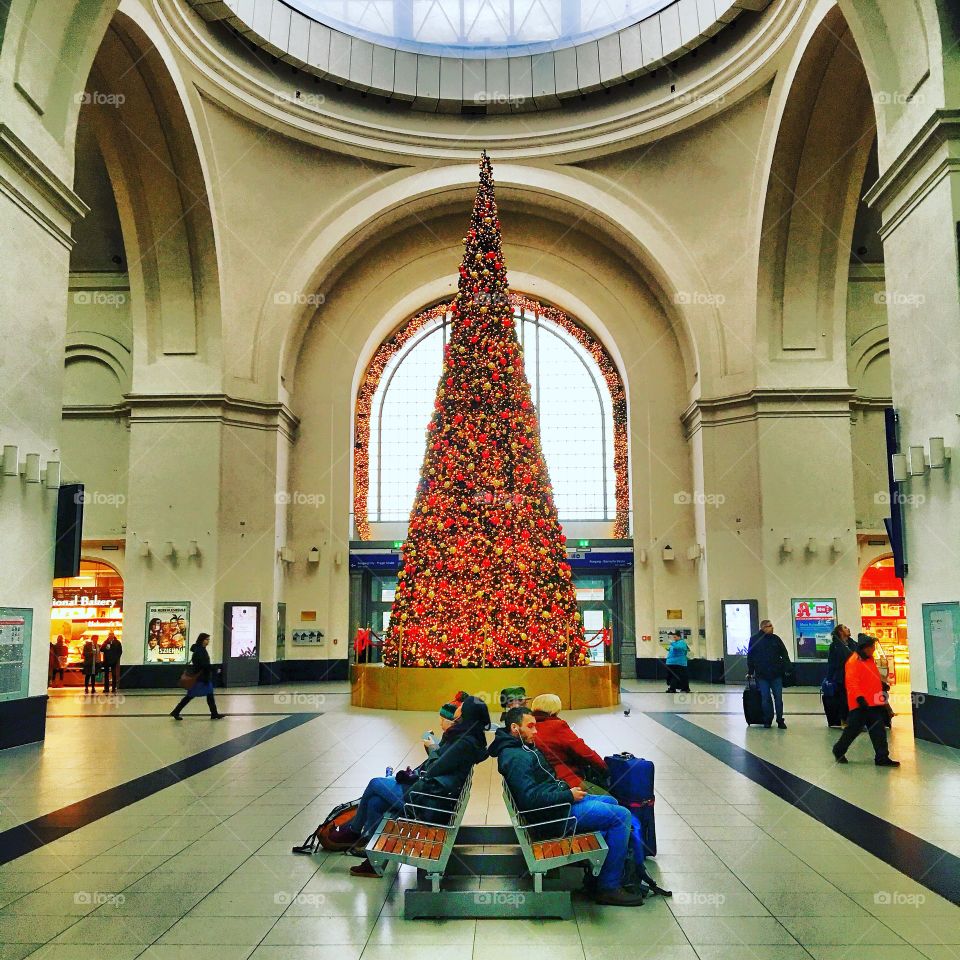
[0,607,32,700]
[723,601,755,656]
[922,602,960,699]
[145,602,190,664]
[230,605,259,659]
[792,598,836,660]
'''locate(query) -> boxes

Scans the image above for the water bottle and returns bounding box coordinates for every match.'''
[385,766,393,777]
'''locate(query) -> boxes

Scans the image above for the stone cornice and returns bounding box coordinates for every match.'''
[125,393,300,440]
[0,123,89,249]
[682,387,857,437]
[864,109,960,239]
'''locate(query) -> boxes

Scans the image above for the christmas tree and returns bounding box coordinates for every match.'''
[383,153,589,668]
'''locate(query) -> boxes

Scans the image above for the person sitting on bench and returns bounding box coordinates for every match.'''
[490,706,644,907]
[334,694,491,876]
[531,694,608,794]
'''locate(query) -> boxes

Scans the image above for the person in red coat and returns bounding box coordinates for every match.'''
[531,694,608,791]
[832,634,899,767]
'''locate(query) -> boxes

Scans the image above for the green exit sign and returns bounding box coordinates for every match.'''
[393,541,404,550]
[578,539,590,547]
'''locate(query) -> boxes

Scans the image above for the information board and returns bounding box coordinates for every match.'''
[792,598,837,661]
[922,602,960,699]
[0,607,33,701]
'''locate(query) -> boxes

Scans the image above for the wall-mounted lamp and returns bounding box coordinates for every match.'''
[164,540,176,559]
[685,544,703,561]
[334,550,343,568]
[891,453,908,482]
[781,537,793,555]
[139,539,151,558]
[831,537,843,555]
[2,445,18,476]
[662,545,675,562]
[637,548,648,565]
[806,538,818,555]
[24,453,40,484]
[279,546,294,564]
[307,546,320,564]
[188,540,201,558]
[44,461,61,489]
[909,445,927,476]
[929,437,949,469]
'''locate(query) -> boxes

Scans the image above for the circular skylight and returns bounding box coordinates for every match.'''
[286,0,674,56]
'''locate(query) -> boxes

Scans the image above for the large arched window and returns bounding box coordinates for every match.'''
[355,295,628,538]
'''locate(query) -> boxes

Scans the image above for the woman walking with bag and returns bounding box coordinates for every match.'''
[823,624,853,727]
[170,634,223,719]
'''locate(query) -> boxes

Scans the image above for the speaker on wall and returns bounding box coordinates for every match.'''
[54,483,84,579]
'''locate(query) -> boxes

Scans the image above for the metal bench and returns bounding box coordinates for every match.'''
[365,769,474,888]
[500,779,608,895]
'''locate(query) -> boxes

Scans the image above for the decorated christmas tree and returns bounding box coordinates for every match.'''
[383,153,589,668]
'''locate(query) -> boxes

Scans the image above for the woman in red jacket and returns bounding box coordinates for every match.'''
[531,694,608,792]
[832,634,899,767]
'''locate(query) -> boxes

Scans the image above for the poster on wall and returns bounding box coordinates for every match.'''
[792,598,836,660]
[722,601,756,656]
[0,607,32,700]
[145,602,190,664]
[922,602,960,699]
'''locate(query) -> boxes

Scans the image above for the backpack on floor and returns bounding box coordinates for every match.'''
[291,799,360,855]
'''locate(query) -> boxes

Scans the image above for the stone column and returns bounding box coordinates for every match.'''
[0,126,88,746]
[865,111,960,746]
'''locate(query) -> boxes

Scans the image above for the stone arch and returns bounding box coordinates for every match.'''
[258,163,726,401]
[756,3,877,373]
[77,7,222,389]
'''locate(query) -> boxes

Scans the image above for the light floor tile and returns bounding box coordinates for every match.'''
[261,915,378,945]
[52,915,178,944]
[677,916,798,945]
[779,916,908,945]
[0,914,77,943]
[156,915,277,945]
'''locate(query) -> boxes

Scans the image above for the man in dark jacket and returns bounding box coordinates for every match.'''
[490,707,643,907]
[747,619,791,729]
[100,633,122,694]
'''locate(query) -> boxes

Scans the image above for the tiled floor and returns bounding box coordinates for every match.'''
[0,682,957,959]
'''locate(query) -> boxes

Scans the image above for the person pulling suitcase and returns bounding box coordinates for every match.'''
[746,620,791,729]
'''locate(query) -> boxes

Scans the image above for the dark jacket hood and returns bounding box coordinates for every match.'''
[488,725,524,758]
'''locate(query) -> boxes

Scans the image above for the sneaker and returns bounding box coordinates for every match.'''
[593,887,646,907]
[875,757,900,767]
[210,714,224,720]
[777,719,787,729]
[170,711,182,721]
[349,858,380,878]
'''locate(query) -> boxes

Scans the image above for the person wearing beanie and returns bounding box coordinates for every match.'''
[531,693,608,792]
[423,702,460,756]
[832,634,899,767]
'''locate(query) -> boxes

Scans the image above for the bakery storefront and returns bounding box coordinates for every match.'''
[860,556,909,686]
[50,560,123,685]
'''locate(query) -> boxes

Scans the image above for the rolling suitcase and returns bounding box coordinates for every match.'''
[605,753,657,858]
[743,677,765,726]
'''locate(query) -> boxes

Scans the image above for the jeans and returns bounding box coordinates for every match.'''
[833,706,889,760]
[571,794,631,891]
[757,676,784,724]
[349,776,405,837]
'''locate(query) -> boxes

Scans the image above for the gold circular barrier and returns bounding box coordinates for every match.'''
[350,663,620,711]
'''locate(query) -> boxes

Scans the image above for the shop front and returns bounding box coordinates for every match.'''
[860,556,909,686]
[50,560,123,686]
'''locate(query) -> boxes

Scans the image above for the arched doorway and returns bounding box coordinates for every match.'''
[50,560,123,687]
[860,556,909,687]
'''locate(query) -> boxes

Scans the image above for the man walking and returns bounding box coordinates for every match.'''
[100,632,123,695]
[747,619,791,729]
[490,706,643,906]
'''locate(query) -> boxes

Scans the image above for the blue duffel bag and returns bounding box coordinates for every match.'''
[605,752,657,859]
